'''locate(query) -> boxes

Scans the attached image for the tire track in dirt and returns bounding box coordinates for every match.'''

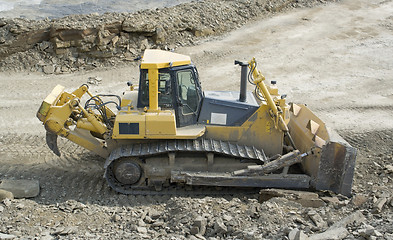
[0,133,113,204]
[0,133,104,168]
[313,105,393,112]
[339,129,393,153]
[0,133,259,205]
[309,104,393,131]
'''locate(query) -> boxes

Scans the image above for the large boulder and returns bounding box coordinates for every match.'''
[0,179,40,198]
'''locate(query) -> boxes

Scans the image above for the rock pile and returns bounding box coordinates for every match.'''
[0,190,392,239]
[0,0,338,74]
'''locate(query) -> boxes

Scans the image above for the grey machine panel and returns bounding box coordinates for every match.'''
[198,91,259,126]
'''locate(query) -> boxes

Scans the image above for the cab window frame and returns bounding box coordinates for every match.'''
[137,68,173,109]
[176,69,199,115]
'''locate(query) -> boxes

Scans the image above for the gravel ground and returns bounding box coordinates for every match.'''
[0,0,392,239]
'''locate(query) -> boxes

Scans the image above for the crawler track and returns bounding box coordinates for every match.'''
[104,138,269,195]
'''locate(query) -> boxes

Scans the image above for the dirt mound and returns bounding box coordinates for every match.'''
[0,0,338,74]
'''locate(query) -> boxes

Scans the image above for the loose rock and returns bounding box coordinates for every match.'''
[385,164,393,173]
[0,179,40,198]
[52,226,77,235]
[137,226,148,234]
[351,194,368,206]
[295,230,309,240]
[0,233,16,240]
[192,216,207,235]
[259,189,325,208]
[0,189,14,201]
[372,197,387,213]
[308,210,327,229]
[214,218,227,234]
[308,227,349,240]
[43,65,55,74]
[358,224,376,239]
[331,210,365,229]
[289,229,301,240]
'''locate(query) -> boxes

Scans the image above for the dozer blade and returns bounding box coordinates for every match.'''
[316,138,356,196]
[288,103,357,196]
[46,131,61,157]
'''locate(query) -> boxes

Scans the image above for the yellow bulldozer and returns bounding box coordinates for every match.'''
[37,50,356,196]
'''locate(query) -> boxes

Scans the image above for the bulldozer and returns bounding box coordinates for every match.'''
[37,49,356,196]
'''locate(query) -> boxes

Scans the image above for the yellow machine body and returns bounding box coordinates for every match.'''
[37,50,356,196]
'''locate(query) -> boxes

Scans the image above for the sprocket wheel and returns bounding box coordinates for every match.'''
[105,158,147,194]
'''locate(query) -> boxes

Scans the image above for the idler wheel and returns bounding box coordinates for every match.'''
[113,159,142,185]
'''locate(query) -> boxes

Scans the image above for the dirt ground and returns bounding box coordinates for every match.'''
[0,0,392,239]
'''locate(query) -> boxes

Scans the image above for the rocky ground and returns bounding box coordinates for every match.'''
[0,0,393,239]
[0,0,338,74]
[0,0,196,20]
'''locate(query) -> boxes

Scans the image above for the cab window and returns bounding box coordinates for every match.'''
[177,70,198,114]
[139,70,172,108]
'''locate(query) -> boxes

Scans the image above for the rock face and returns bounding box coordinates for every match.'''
[0,0,339,74]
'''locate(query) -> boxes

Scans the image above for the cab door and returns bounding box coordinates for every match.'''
[175,68,201,127]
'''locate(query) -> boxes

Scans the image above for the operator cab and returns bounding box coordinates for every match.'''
[137,50,203,127]
[136,50,260,129]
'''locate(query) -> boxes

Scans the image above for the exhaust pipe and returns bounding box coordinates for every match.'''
[235,60,248,102]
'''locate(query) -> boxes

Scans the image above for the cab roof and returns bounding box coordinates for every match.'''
[140,49,191,69]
